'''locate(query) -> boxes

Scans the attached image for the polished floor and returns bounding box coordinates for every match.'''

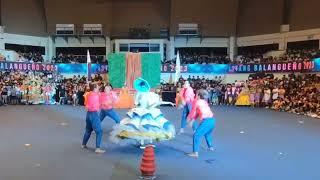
[0,105,320,180]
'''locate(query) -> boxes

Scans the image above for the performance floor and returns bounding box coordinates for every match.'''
[0,105,320,180]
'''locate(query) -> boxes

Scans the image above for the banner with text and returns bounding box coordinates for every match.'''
[161,60,317,74]
[0,61,318,74]
[57,63,108,74]
[0,62,57,72]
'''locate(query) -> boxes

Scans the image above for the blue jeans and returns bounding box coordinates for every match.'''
[193,118,215,152]
[181,103,192,129]
[100,108,120,124]
[82,111,103,148]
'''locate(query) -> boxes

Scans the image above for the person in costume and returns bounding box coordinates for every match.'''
[81,84,105,154]
[211,86,219,105]
[43,83,52,105]
[249,85,256,107]
[272,86,279,101]
[179,81,195,134]
[100,85,121,124]
[255,86,262,107]
[187,89,215,158]
[226,85,232,105]
[231,84,237,105]
[235,85,251,106]
[110,78,175,147]
[262,86,271,107]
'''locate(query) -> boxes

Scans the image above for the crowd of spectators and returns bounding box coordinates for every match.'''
[52,53,106,64]
[1,67,319,119]
[16,52,44,62]
[0,71,105,106]
[163,54,231,65]
[3,46,319,66]
[166,73,320,119]
[163,48,320,65]
[235,48,320,64]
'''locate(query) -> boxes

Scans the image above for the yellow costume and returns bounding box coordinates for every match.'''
[235,87,251,106]
[114,87,134,109]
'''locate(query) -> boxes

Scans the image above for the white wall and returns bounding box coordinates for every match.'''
[54,37,106,48]
[237,28,320,50]
[0,33,50,61]
[0,31,111,61]
[174,37,229,48]
[113,39,166,60]
[2,27,320,63]
[3,33,48,47]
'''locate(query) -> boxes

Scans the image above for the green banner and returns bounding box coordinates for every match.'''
[108,53,126,88]
[141,53,161,88]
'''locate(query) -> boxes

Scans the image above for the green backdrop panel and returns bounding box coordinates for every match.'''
[108,53,126,88]
[141,53,161,88]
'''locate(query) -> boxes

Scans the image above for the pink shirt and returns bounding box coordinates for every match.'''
[86,92,100,112]
[180,87,195,104]
[188,99,214,121]
[100,91,119,110]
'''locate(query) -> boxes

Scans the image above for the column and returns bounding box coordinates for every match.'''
[160,41,164,61]
[46,36,55,63]
[105,36,111,59]
[279,33,287,51]
[114,40,120,53]
[169,36,175,60]
[228,36,236,61]
[0,29,4,51]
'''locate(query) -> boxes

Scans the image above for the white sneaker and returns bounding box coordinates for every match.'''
[208,147,215,151]
[179,128,184,134]
[95,148,106,154]
[186,152,199,158]
[81,145,87,149]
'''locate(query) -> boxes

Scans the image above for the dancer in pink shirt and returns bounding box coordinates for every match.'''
[179,81,195,134]
[82,84,105,154]
[187,89,215,158]
[100,85,121,123]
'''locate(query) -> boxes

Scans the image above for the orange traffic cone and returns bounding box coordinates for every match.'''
[140,145,156,179]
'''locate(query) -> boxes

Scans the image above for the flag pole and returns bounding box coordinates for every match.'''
[174,51,181,85]
[87,49,92,83]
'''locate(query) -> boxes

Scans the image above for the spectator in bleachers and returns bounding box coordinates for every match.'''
[53,53,106,64]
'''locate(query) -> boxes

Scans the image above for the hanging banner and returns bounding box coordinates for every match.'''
[0,60,318,74]
[0,62,57,72]
[228,61,315,73]
[56,63,107,74]
[161,60,317,74]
